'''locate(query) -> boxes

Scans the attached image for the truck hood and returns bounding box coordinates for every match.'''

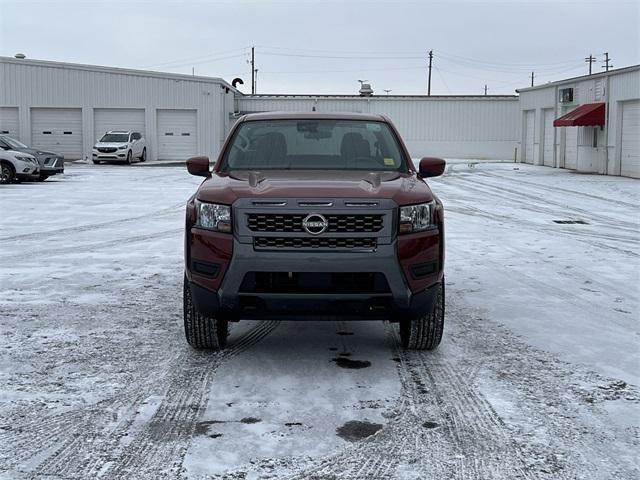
[197,170,434,205]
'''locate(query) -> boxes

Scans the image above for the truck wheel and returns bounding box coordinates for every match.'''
[400,282,444,350]
[140,148,146,162]
[0,162,15,184]
[183,276,227,350]
[92,160,100,165]
[126,151,132,165]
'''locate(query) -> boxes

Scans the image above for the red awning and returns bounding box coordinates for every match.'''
[553,102,605,127]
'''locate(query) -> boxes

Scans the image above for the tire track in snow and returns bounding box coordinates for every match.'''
[448,174,639,235]
[4,319,280,479]
[278,321,535,480]
[91,320,281,480]
[478,169,638,209]
[0,202,185,243]
[0,228,184,261]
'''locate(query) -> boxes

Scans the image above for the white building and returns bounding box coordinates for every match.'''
[517,65,640,178]
[0,56,236,161]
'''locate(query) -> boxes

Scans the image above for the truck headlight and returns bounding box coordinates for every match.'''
[118,144,128,150]
[195,200,231,233]
[399,201,436,233]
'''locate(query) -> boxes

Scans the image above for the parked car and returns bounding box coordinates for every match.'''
[92,131,146,164]
[0,148,40,184]
[0,135,64,181]
[183,112,446,351]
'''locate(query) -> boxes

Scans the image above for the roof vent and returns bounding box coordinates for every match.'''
[359,83,374,96]
[14,53,26,59]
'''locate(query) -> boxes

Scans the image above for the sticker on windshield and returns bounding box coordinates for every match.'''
[384,158,395,166]
[366,123,382,132]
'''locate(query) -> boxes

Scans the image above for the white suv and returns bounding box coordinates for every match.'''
[0,149,39,184]
[92,131,147,164]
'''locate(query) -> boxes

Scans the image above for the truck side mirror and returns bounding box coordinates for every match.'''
[186,156,211,177]
[418,157,446,177]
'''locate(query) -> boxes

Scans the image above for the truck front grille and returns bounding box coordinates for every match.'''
[253,236,377,251]
[248,213,383,233]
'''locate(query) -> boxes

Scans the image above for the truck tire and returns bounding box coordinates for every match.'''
[126,151,132,165]
[0,162,15,184]
[400,282,444,350]
[140,148,146,162]
[183,276,227,350]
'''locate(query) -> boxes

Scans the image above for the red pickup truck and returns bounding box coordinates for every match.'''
[184,112,445,351]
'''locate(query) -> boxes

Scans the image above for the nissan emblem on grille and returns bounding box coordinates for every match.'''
[302,213,328,235]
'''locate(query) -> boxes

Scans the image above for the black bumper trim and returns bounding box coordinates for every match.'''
[188,280,440,321]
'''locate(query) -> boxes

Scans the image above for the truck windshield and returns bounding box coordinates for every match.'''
[221,120,408,172]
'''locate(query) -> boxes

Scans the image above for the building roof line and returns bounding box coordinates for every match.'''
[516,64,640,93]
[0,56,238,91]
[239,94,518,99]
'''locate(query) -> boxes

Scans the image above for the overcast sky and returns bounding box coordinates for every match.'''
[1,0,638,95]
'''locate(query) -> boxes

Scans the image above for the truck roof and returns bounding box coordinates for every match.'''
[241,111,387,122]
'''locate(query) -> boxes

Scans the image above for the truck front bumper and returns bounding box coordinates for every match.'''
[188,238,441,321]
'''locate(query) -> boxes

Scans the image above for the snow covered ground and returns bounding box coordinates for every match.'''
[0,162,638,479]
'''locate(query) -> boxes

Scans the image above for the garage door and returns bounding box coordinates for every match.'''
[94,108,145,143]
[524,110,535,164]
[542,109,555,167]
[31,108,83,159]
[0,107,19,137]
[620,100,640,179]
[564,127,578,170]
[157,109,197,160]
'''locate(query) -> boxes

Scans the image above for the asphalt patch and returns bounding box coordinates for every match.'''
[240,417,261,424]
[332,358,371,369]
[338,352,352,357]
[336,420,383,442]
[336,331,354,336]
[285,422,303,427]
[195,420,226,435]
[329,347,338,351]
[422,421,439,429]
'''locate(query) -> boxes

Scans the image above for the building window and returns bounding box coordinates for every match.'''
[592,128,598,148]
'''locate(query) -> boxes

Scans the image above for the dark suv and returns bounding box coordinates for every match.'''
[184,112,445,351]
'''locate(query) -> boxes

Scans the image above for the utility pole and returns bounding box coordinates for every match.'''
[585,54,595,75]
[383,89,392,95]
[484,84,488,96]
[602,52,613,72]
[254,69,258,94]
[250,46,256,94]
[427,50,433,96]
[530,71,535,87]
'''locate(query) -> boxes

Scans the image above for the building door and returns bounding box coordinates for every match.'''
[563,127,578,170]
[524,110,535,164]
[620,100,640,179]
[156,109,197,160]
[0,107,19,137]
[94,108,145,143]
[542,109,555,167]
[31,108,83,159]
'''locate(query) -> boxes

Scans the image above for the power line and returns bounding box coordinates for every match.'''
[259,51,424,60]
[433,66,451,94]
[140,47,250,69]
